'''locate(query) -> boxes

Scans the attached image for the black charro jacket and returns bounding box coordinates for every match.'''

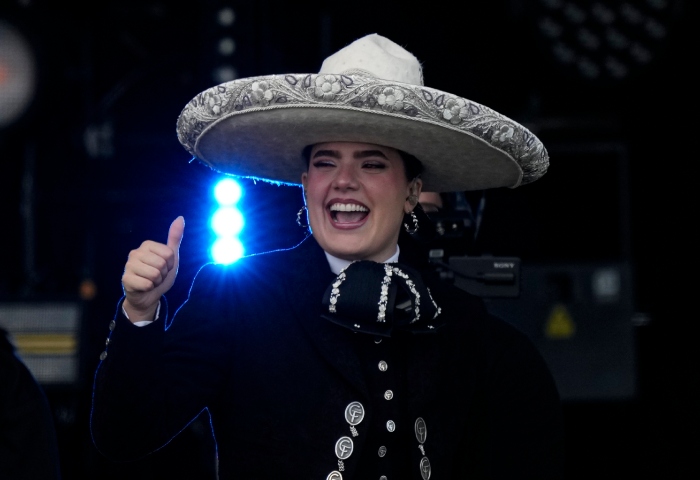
[90,235,564,479]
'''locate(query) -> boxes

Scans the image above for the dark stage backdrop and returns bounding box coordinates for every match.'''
[0,1,696,478]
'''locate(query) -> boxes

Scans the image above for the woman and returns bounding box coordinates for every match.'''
[91,34,564,479]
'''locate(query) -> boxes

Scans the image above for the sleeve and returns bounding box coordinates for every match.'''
[90,263,236,461]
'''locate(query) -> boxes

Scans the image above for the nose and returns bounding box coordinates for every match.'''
[332,162,359,191]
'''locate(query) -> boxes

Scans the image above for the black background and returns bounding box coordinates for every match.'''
[1,0,697,478]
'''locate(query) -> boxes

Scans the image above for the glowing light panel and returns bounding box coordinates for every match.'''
[214,178,242,205]
[211,207,244,237]
[211,238,244,265]
[210,178,245,264]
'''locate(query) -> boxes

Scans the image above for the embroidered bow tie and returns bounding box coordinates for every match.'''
[321,260,443,337]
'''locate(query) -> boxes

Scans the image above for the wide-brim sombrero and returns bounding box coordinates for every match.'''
[176,34,548,192]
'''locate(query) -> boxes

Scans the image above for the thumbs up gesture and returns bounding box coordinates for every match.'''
[121,216,185,322]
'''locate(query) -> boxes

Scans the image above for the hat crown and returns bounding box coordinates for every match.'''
[319,33,424,86]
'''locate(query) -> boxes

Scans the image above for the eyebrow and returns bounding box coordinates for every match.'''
[354,150,388,160]
[311,149,341,159]
[311,149,389,160]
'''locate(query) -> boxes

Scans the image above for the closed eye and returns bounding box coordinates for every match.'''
[362,162,386,169]
[312,160,335,168]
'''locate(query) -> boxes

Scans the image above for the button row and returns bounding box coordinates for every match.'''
[376,349,394,480]
[100,320,117,360]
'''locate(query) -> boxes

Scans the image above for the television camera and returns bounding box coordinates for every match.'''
[417,191,520,298]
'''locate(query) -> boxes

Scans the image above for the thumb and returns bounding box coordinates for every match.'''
[167,216,185,251]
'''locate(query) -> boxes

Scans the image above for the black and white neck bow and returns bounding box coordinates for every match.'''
[321,261,443,337]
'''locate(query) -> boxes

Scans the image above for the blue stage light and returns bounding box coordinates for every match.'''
[211,206,244,237]
[211,237,244,265]
[214,178,242,205]
[210,178,245,265]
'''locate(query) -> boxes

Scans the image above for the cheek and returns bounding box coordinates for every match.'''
[383,180,411,210]
[307,202,324,220]
[304,172,326,198]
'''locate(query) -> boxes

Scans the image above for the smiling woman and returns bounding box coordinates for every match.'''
[301,142,422,262]
[91,33,564,479]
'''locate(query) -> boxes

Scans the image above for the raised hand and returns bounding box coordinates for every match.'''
[121,216,185,322]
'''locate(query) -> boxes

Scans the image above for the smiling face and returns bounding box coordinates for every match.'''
[301,142,422,262]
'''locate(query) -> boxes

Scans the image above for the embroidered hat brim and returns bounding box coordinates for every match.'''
[176,37,548,192]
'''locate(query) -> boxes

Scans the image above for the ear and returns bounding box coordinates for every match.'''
[412,178,423,198]
[404,178,423,214]
[300,173,309,205]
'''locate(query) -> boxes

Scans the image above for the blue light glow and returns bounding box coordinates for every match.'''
[211,237,244,265]
[211,207,244,237]
[210,178,245,265]
[214,178,242,206]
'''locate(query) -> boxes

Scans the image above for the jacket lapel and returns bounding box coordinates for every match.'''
[281,237,462,410]
[284,237,370,399]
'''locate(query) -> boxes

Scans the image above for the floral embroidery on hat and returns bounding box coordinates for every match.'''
[314,75,342,101]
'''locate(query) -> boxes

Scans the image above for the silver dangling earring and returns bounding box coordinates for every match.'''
[404,210,419,234]
[297,206,309,229]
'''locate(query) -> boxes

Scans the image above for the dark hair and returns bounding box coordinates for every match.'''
[302,144,424,181]
[398,150,424,182]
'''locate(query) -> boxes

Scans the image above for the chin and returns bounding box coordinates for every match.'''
[325,245,368,262]
[325,241,393,263]
[314,227,396,263]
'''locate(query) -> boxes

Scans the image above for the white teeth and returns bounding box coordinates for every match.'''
[330,203,369,212]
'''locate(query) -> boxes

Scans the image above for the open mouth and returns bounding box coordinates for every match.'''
[329,202,369,224]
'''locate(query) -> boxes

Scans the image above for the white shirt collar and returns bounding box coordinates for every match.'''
[324,245,400,275]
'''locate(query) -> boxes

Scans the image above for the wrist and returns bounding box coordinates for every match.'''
[123,298,158,323]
